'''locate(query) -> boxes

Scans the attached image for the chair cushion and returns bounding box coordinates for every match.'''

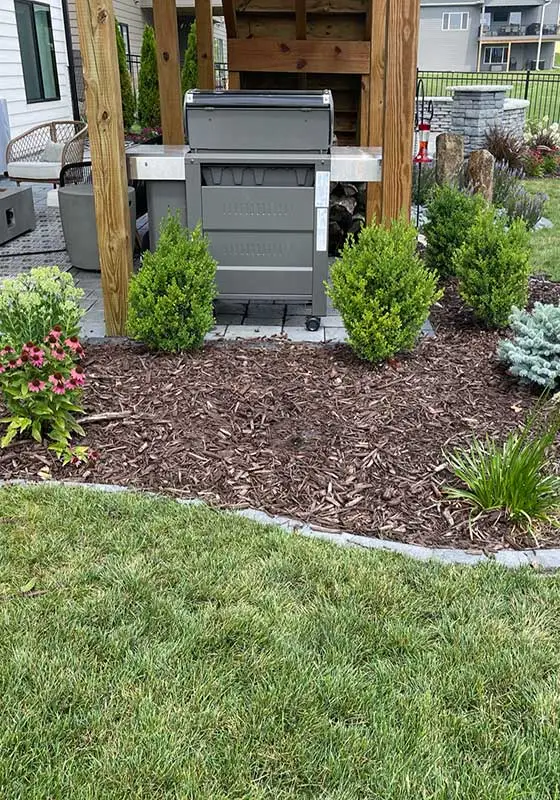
[40,141,65,162]
[7,161,61,180]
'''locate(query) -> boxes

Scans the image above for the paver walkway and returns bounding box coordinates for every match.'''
[0,178,434,343]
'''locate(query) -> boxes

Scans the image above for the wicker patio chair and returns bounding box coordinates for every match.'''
[6,120,88,186]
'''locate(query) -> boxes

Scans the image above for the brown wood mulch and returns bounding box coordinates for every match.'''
[1,278,559,551]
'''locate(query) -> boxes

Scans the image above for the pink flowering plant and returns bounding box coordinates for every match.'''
[0,327,89,464]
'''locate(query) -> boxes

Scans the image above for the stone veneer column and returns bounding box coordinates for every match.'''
[450,86,508,154]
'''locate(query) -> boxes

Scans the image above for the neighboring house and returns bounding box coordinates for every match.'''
[0,0,74,140]
[418,0,560,71]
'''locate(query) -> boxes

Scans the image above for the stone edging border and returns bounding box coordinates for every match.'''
[1,479,559,571]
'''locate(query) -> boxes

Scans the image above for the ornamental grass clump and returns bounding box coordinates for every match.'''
[128,214,217,352]
[498,303,560,390]
[0,266,84,349]
[0,329,89,463]
[445,402,560,531]
[424,186,486,279]
[453,205,531,329]
[326,219,442,363]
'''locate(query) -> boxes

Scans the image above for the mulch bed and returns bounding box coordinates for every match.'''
[1,279,559,551]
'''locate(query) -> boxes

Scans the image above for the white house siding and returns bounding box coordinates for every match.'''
[67,0,147,59]
[0,0,73,139]
[418,4,481,70]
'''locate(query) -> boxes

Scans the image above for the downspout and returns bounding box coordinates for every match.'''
[61,0,80,120]
[477,2,485,72]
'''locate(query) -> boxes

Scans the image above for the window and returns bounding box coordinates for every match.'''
[492,9,508,23]
[509,11,522,25]
[213,37,224,64]
[442,12,469,31]
[118,22,130,58]
[14,0,59,103]
[483,46,508,64]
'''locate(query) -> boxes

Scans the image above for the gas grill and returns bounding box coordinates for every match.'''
[127,89,382,331]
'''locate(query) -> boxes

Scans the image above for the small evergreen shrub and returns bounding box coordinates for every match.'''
[498,303,560,390]
[326,219,442,362]
[484,126,526,171]
[128,214,217,351]
[424,186,485,279]
[137,26,160,128]
[445,403,560,530]
[116,22,135,129]
[0,266,84,348]
[181,22,198,95]
[453,206,531,328]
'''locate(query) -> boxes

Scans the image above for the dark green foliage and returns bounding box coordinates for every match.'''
[181,21,198,95]
[137,26,160,128]
[445,402,560,529]
[453,206,531,328]
[424,185,486,279]
[411,162,436,207]
[115,22,135,129]
[484,125,526,171]
[327,219,442,362]
[128,214,217,351]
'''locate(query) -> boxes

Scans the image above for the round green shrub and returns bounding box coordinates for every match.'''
[326,219,442,363]
[128,214,217,351]
[137,25,160,129]
[115,22,135,129]
[453,206,531,329]
[424,186,486,279]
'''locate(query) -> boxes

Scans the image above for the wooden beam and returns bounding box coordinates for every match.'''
[153,0,184,145]
[296,0,306,39]
[75,0,132,336]
[222,0,237,36]
[236,0,368,13]
[366,0,387,223]
[228,38,370,73]
[195,0,215,89]
[381,0,419,221]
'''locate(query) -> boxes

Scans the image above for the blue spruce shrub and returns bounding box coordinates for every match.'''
[498,303,560,389]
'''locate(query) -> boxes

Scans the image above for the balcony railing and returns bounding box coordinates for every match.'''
[480,22,560,38]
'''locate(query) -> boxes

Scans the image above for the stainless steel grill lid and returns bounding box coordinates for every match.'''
[184,89,334,152]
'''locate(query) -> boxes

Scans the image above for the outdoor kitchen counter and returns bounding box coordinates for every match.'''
[127,144,382,183]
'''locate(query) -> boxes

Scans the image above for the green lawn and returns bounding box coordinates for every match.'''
[525,178,560,279]
[2,486,560,798]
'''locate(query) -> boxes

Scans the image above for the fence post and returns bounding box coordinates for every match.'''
[524,70,531,101]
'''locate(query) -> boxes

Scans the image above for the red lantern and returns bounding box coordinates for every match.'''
[414,122,432,164]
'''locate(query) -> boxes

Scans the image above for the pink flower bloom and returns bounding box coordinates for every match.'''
[64,336,84,355]
[70,366,85,386]
[22,341,35,354]
[51,346,66,361]
[28,379,46,392]
[49,373,66,395]
[29,352,44,368]
[65,378,78,390]
[48,326,62,340]
[0,365,5,375]
[7,359,21,369]
[0,346,14,356]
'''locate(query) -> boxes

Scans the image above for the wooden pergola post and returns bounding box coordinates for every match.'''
[154,0,185,144]
[75,0,132,336]
[381,0,420,220]
[195,0,215,90]
[365,0,387,223]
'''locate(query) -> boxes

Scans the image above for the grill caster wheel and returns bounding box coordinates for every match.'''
[305,316,321,332]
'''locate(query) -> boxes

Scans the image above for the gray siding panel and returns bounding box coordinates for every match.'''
[418,5,480,70]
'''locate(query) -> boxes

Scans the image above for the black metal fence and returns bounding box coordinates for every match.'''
[418,69,560,122]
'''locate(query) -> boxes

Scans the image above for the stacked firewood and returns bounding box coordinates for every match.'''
[328,182,366,256]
